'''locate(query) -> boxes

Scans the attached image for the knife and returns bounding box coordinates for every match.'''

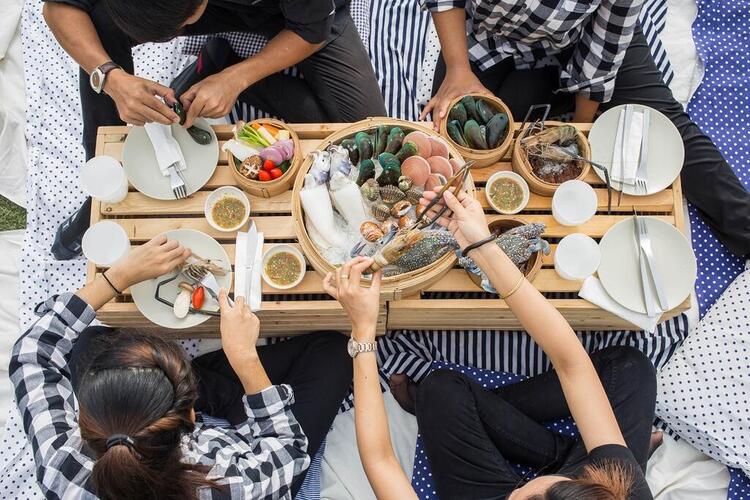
[633,215,656,317]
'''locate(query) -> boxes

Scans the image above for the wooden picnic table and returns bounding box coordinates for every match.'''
[88,122,690,337]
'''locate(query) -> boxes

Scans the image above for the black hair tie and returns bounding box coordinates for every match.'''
[105,434,135,451]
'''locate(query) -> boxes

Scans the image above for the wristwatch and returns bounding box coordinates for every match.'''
[347,337,377,358]
[90,61,121,94]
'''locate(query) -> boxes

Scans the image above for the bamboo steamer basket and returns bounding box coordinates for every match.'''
[511,121,591,197]
[466,218,544,291]
[438,93,515,168]
[292,117,475,300]
[229,119,303,198]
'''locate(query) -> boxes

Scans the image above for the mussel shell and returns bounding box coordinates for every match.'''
[447,120,468,147]
[486,113,509,149]
[378,152,402,173]
[460,96,481,123]
[188,125,212,145]
[403,131,432,157]
[448,102,468,125]
[173,102,186,125]
[475,98,495,125]
[394,141,418,163]
[376,168,401,187]
[464,119,488,149]
[386,127,405,154]
[356,158,376,186]
[355,131,373,160]
[340,138,360,165]
[374,125,389,156]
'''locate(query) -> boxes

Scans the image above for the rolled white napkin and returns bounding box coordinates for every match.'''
[578,275,660,333]
[234,227,263,312]
[144,123,186,176]
[611,107,644,186]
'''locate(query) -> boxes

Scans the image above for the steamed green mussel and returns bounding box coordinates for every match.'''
[445,96,509,151]
[172,102,213,145]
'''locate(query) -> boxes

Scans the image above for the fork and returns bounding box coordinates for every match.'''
[634,108,650,194]
[167,162,187,199]
[636,216,669,311]
[184,265,234,306]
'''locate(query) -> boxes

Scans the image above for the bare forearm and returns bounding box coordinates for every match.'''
[432,9,471,72]
[226,29,322,89]
[43,3,111,74]
[231,352,272,395]
[574,94,600,123]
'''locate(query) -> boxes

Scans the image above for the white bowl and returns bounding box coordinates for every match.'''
[552,180,597,226]
[554,233,601,280]
[262,244,306,290]
[204,186,251,232]
[485,171,530,215]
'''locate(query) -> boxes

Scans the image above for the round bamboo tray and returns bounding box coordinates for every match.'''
[467,217,543,291]
[438,93,515,168]
[291,117,475,300]
[229,119,303,198]
[511,122,591,197]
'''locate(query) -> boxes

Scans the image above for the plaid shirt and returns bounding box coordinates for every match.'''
[424,0,644,102]
[9,293,310,500]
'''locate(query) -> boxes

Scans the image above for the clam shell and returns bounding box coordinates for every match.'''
[379,184,406,203]
[428,137,449,158]
[404,188,422,205]
[360,178,380,201]
[360,221,384,242]
[390,200,412,217]
[449,158,464,175]
[403,131,432,157]
[401,156,431,189]
[427,156,453,179]
[371,203,391,221]
[425,173,447,192]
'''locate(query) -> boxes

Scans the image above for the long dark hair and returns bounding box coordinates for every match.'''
[77,331,217,500]
[530,462,634,500]
[103,0,204,43]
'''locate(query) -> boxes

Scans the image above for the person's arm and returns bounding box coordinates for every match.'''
[562,0,645,121]
[9,235,189,496]
[419,4,492,128]
[42,2,178,125]
[322,258,417,500]
[422,190,626,452]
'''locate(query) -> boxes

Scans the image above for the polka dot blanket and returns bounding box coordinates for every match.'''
[411,361,578,498]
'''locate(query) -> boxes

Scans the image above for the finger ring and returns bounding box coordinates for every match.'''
[340,274,349,279]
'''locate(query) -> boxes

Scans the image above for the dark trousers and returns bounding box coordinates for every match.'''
[416,346,657,500]
[81,3,386,159]
[433,26,750,257]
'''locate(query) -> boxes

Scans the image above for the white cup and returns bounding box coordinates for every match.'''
[82,221,131,267]
[552,180,597,226]
[80,155,128,203]
[554,233,601,280]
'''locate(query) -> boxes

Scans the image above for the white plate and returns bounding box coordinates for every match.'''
[131,229,231,329]
[598,217,696,314]
[122,119,219,200]
[589,105,684,196]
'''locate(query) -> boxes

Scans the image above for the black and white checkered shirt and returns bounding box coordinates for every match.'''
[424,0,644,102]
[9,293,310,499]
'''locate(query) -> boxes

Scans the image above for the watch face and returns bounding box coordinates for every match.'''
[347,338,358,357]
[90,69,103,92]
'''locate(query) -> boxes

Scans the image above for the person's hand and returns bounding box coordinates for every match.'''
[218,291,261,365]
[322,256,382,342]
[107,234,190,289]
[419,68,492,130]
[180,70,246,128]
[419,189,490,250]
[104,70,180,126]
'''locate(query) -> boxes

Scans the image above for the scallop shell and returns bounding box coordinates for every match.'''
[390,200,412,217]
[360,178,380,201]
[371,203,391,221]
[401,156,431,189]
[449,158,464,175]
[427,156,453,179]
[360,221,384,242]
[428,137,450,158]
[403,131,432,157]
[379,184,406,203]
[404,188,423,205]
[398,175,414,192]
[425,173,447,192]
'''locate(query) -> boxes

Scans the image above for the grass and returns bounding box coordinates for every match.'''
[0,195,26,231]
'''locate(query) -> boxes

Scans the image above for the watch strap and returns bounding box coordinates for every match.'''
[98,61,121,76]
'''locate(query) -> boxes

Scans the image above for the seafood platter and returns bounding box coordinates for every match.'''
[512,121,592,196]
[439,93,515,167]
[225,118,302,198]
[292,118,477,299]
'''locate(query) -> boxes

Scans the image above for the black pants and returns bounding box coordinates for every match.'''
[81,3,386,159]
[433,26,750,257]
[69,328,352,494]
[416,346,657,500]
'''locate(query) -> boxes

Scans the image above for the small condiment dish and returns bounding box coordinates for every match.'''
[262,244,306,290]
[204,186,251,232]
[485,171,530,215]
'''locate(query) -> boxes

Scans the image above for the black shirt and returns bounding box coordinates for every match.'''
[43,0,349,44]
[583,444,653,500]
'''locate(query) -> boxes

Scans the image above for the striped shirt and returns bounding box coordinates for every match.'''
[9,293,310,499]
[423,0,645,102]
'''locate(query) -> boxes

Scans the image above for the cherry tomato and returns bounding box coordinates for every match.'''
[269,167,284,179]
[263,159,276,172]
[191,286,205,309]
[258,170,272,182]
